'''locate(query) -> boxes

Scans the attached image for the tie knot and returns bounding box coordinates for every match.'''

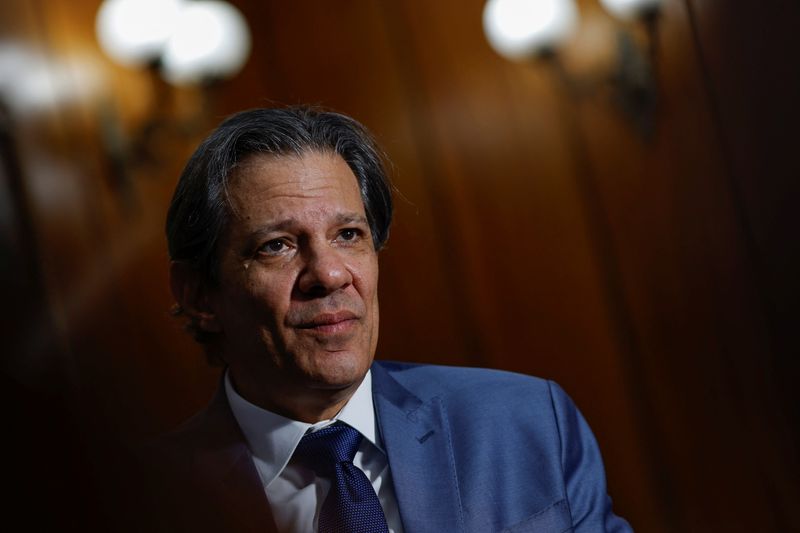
[293,423,363,477]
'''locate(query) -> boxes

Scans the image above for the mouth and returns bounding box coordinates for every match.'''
[295,311,360,334]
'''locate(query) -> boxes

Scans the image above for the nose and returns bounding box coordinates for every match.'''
[297,243,353,296]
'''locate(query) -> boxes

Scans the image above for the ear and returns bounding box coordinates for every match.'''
[169,261,223,333]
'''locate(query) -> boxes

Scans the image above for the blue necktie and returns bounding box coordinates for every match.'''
[293,423,390,533]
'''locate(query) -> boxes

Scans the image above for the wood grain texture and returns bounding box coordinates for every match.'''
[1,0,797,530]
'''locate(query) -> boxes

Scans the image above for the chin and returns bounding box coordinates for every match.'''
[300,351,371,390]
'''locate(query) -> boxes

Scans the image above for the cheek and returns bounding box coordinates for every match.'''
[361,252,379,286]
[225,271,293,324]
[371,293,380,334]
[247,274,292,314]
[356,268,378,305]
[360,257,380,322]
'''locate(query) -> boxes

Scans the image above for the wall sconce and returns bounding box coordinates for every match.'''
[94,0,251,190]
[483,0,662,139]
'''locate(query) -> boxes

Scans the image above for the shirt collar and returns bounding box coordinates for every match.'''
[224,369,381,487]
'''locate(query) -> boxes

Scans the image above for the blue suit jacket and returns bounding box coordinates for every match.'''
[144,361,632,532]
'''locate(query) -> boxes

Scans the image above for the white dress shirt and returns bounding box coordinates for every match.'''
[225,370,404,533]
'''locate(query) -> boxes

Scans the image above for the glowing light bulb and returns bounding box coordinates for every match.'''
[483,0,579,60]
[160,1,251,85]
[95,0,185,66]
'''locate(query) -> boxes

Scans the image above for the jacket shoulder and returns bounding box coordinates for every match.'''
[374,360,554,401]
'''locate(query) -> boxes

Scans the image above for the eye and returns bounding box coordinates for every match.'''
[339,228,359,241]
[258,239,289,255]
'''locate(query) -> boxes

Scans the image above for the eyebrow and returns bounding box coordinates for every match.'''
[334,213,369,226]
[253,213,368,233]
[242,213,369,249]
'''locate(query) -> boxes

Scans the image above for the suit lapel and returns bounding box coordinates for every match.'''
[372,363,465,533]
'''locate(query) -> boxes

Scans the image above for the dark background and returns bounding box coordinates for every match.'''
[1,0,798,530]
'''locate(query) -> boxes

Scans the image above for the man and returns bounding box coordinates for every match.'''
[153,106,632,532]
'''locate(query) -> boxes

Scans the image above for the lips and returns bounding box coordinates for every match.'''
[295,310,360,333]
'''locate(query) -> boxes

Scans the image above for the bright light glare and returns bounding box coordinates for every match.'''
[598,0,662,20]
[161,1,251,85]
[0,44,101,116]
[483,0,578,60]
[95,0,185,66]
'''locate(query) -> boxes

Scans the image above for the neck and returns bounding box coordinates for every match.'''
[228,368,363,423]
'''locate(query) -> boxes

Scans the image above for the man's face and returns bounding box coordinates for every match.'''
[208,151,379,418]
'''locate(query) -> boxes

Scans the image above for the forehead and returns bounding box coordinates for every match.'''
[225,151,365,223]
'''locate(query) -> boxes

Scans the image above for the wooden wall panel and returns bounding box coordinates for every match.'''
[681,0,800,526]
[570,0,787,526]
[1,0,798,531]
